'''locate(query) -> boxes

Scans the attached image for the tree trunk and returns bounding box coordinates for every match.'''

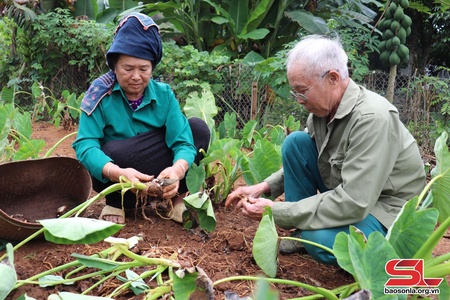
[386,64,397,103]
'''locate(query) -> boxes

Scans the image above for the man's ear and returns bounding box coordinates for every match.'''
[328,70,340,84]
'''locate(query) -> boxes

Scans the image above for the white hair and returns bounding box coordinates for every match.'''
[286,35,349,79]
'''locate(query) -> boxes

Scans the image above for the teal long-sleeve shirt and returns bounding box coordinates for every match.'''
[72,79,196,183]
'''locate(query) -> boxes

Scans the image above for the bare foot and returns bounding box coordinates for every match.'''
[99,205,125,224]
[102,214,125,224]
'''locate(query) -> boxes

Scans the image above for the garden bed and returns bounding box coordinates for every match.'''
[1,122,449,299]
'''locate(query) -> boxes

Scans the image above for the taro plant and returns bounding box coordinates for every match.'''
[181,85,286,231]
[0,102,78,162]
[0,103,45,162]
[222,131,450,299]
[15,82,83,128]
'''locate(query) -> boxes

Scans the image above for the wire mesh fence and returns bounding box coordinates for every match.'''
[361,71,410,122]
[45,61,449,142]
[214,65,449,130]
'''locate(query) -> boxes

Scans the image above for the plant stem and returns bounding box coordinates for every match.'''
[14,261,80,288]
[82,271,121,295]
[44,131,78,158]
[425,262,450,279]
[417,174,441,206]
[414,216,450,259]
[426,251,450,269]
[281,237,334,255]
[109,266,167,298]
[13,246,117,288]
[213,276,339,299]
[115,244,182,268]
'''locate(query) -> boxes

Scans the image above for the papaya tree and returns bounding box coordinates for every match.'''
[378,0,412,102]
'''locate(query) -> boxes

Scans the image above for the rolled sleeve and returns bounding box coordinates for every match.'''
[263,168,284,198]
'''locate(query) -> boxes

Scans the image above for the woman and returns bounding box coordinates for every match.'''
[73,12,210,224]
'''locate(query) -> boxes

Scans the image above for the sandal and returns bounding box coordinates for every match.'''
[99,205,125,224]
[167,193,187,223]
[167,202,187,223]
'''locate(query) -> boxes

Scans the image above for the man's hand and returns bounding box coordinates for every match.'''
[238,197,274,220]
[225,182,270,208]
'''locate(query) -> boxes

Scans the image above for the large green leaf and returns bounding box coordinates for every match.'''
[243,0,274,34]
[200,138,242,165]
[247,139,281,183]
[73,0,99,20]
[95,8,120,24]
[335,231,402,300]
[387,196,439,259]
[71,253,121,271]
[253,279,279,300]
[285,10,329,34]
[184,192,216,232]
[106,0,139,15]
[269,126,286,146]
[237,28,270,40]
[242,51,265,65]
[217,112,237,139]
[144,2,185,32]
[430,131,450,223]
[173,268,197,299]
[0,86,14,103]
[241,119,258,148]
[229,0,249,34]
[184,88,217,130]
[20,113,36,135]
[334,228,366,275]
[50,292,113,299]
[0,104,15,159]
[252,207,278,278]
[40,218,123,244]
[173,266,214,299]
[13,139,46,160]
[186,163,206,193]
[0,244,17,300]
[436,280,450,300]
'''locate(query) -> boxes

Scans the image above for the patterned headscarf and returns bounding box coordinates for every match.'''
[81,13,162,115]
[106,12,162,69]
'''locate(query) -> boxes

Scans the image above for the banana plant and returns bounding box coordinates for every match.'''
[141,0,216,52]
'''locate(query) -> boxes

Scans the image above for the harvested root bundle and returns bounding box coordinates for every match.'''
[133,178,177,222]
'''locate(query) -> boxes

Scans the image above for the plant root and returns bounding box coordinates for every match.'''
[134,179,175,221]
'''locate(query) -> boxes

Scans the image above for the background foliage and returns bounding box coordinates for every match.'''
[0,1,449,150]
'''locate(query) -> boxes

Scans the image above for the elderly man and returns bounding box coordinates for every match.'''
[225,35,425,265]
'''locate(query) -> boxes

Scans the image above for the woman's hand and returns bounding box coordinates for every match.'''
[104,162,153,183]
[157,160,187,199]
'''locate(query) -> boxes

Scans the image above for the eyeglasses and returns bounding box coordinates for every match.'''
[290,70,332,102]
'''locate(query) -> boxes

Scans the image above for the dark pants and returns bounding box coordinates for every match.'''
[92,117,210,209]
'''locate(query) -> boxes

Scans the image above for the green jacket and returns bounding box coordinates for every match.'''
[266,79,426,230]
[73,79,196,183]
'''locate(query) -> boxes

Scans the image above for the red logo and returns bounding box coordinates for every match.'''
[385,259,443,287]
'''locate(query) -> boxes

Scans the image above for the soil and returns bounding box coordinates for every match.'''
[1,121,449,300]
